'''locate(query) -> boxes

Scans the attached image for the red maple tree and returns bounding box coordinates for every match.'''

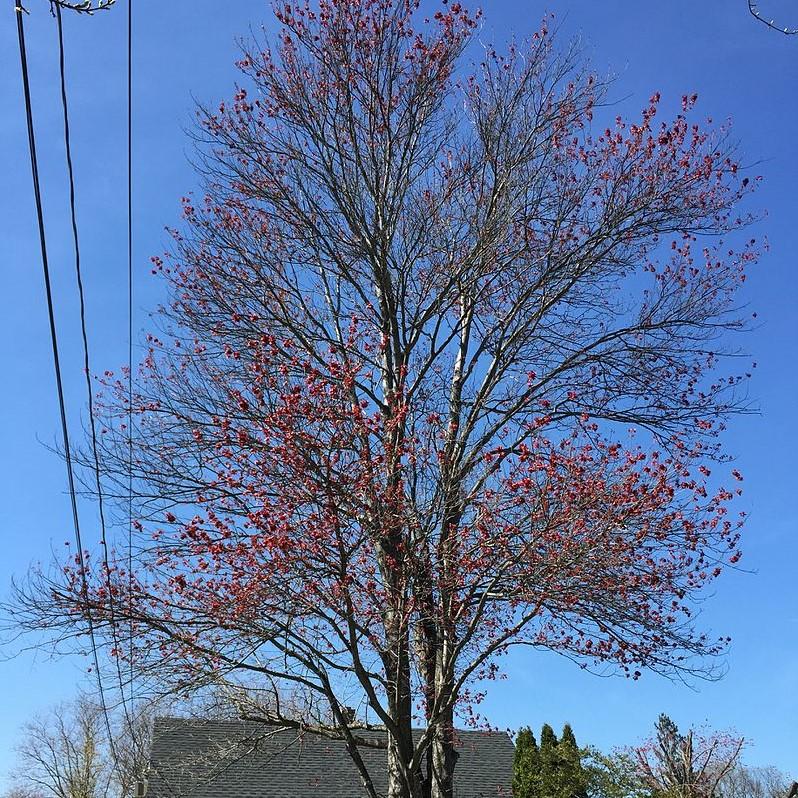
[17,2,759,796]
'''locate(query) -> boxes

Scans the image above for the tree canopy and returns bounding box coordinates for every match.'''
[13,0,758,796]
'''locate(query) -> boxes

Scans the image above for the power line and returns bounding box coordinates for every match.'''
[54,0,113,610]
[53,0,137,765]
[127,0,135,715]
[14,0,113,747]
[748,0,798,34]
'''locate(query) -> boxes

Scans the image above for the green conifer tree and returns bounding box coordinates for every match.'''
[513,727,542,798]
[558,724,588,798]
[539,724,560,798]
[514,723,590,798]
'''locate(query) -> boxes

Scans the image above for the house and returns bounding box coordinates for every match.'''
[144,717,514,798]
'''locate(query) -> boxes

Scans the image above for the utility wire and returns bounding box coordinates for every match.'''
[748,0,798,34]
[127,0,135,715]
[20,0,145,775]
[14,0,113,747]
[53,1,136,763]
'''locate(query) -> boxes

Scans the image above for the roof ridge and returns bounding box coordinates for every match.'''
[153,716,510,736]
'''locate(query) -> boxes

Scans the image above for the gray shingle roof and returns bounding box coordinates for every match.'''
[146,717,513,798]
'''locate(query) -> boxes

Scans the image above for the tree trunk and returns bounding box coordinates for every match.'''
[385,628,421,798]
[416,571,458,798]
[429,708,457,798]
[382,523,421,798]
[427,493,462,798]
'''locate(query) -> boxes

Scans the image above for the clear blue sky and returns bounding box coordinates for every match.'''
[1,0,796,785]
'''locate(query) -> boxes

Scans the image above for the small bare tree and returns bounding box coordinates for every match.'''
[111,706,153,798]
[635,715,744,798]
[5,696,112,798]
[3,788,48,798]
[4,695,153,798]
[719,765,794,798]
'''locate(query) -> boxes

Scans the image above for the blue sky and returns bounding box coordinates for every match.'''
[1,0,796,785]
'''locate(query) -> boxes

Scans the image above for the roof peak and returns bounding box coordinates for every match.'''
[153,715,511,736]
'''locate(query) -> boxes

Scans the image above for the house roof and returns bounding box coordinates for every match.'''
[146,717,514,798]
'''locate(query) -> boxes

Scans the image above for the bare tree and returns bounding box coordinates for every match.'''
[719,764,794,798]
[112,706,153,798]
[5,696,113,798]
[635,715,744,798]
[3,788,48,798]
[4,695,153,798]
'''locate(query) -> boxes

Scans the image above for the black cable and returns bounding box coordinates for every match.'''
[127,0,135,714]
[54,0,113,611]
[748,0,798,34]
[53,2,135,764]
[14,0,109,734]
